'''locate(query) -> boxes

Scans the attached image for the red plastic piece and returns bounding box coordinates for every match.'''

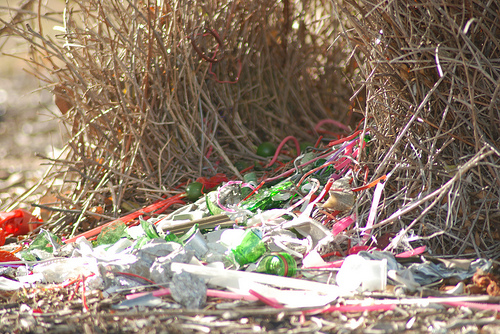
[196,173,228,189]
[0,250,21,262]
[0,209,43,246]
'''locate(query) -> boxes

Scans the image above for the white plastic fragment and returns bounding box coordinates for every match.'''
[0,276,27,290]
[336,255,387,292]
[184,229,209,259]
[243,281,338,308]
[171,262,341,295]
[282,214,333,251]
[246,209,289,227]
[17,273,44,285]
[302,250,327,268]
[32,257,98,283]
[445,282,465,295]
[219,228,246,248]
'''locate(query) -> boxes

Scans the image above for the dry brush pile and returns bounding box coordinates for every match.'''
[2,0,354,236]
[339,0,500,258]
[2,0,499,259]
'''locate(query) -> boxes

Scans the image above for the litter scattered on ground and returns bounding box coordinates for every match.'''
[0,132,499,333]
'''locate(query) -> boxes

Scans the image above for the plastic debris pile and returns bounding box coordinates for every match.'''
[0,132,498,329]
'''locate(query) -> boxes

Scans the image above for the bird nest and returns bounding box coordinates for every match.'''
[2,0,354,236]
[2,0,499,258]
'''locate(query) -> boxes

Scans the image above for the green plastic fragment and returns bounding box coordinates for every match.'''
[239,178,297,212]
[206,195,224,216]
[178,223,199,243]
[164,231,182,244]
[19,229,63,261]
[140,219,160,239]
[96,220,128,246]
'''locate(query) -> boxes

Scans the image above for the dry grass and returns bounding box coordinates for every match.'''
[1,0,354,237]
[337,0,500,258]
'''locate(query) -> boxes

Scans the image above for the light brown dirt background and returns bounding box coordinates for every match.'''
[0,25,63,210]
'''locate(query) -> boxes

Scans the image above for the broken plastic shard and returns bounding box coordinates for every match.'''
[19,229,63,261]
[112,293,179,309]
[336,254,387,292]
[32,257,99,283]
[0,276,25,291]
[206,194,224,215]
[169,271,207,309]
[150,247,194,284]
[230,228,266,266]
[183,228,209,260]
[96,220,128,246]
[239,178,297,212]
[172,262,341,296]
[128,239,183,279]
[281,213,333,251]
[140,219,160,239]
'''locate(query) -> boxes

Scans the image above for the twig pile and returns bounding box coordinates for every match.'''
[2,0,353,235]
[339,0,500,257]
[2,0,498,258]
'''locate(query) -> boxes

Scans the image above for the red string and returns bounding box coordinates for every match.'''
[265,136,301,168]
[296,161,337,187]
[240,181,265,202]
[314,135,323,148]
[327,130,363,147]
[81,274,89,312]
[314,119,350,133]
[115,271,156,285]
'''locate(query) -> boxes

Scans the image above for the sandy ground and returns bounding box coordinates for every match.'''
[0,0,68,211]
[0,55,63,210]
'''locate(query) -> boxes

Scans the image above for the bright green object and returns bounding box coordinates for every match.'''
[256,252,297,277]
[231,228,266,266]
[256,142,276,157]
[140,219,160,239]
[96,220,128,245]
[186,182,204,201]
[239,178,296,212]
[164,231,182,243]
[178,223,199,243]
[206,195,224,215]
[19,229,63,261]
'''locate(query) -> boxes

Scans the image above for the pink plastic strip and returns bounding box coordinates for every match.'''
[319,303,396,313]
[331,214,355,236]
[126,287,259,302]
[395,246,426,258]
[442,301,500,312]
[249,289,284,309]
